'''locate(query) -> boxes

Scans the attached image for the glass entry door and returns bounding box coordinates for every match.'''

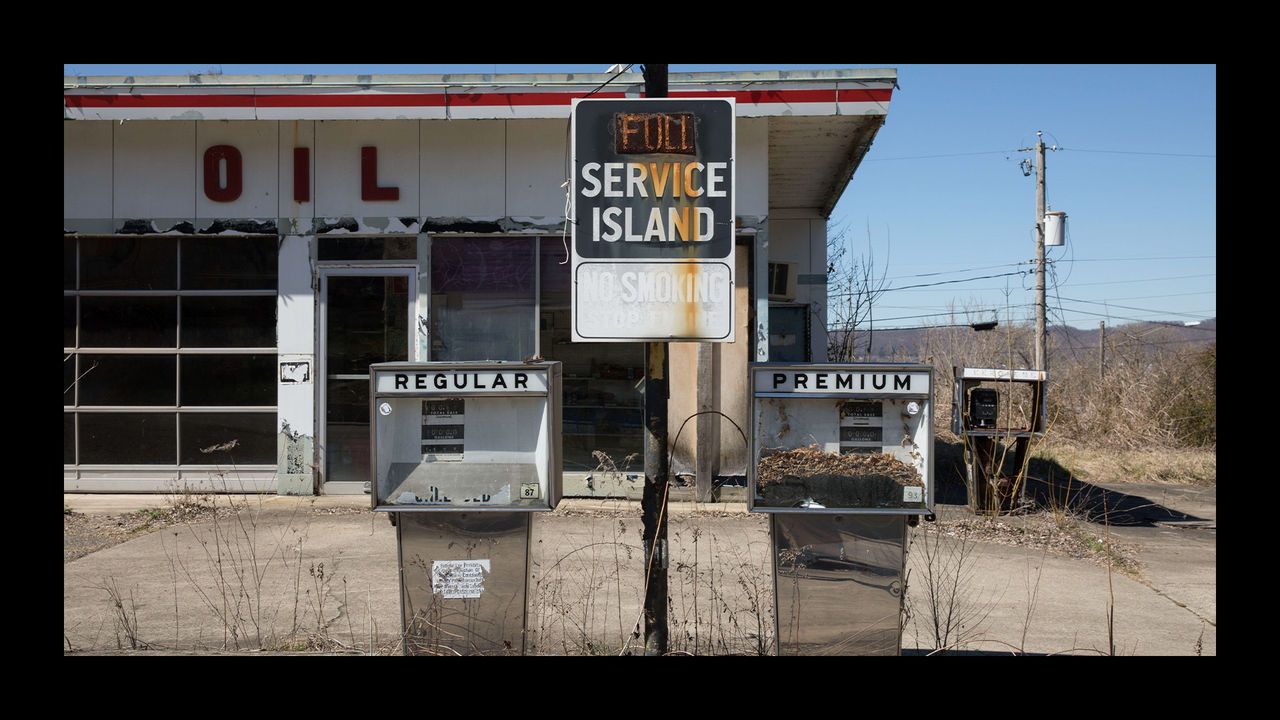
[320,269,415,493]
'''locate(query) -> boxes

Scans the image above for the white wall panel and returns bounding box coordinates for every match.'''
[64,121,113,219]
[808,218,828,359]
[314,120,420,218]
[277,235,314,354]
[278,120,315,220]
[736,117,768,218]
[196,121,278,220]
[277,235,315,446]
[767,218,811,267]
[421,120,505,217]
[506,119,568,218]
[114,121,195,219]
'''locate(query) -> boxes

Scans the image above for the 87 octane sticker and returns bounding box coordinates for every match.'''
[520,483,541,499]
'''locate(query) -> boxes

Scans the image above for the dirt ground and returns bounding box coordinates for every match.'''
[63,500,365,563]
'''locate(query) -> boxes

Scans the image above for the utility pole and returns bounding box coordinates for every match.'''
[1099,321,1106,380]
[1034,132,1047,371]
[640,62,669,657]
[1019,131,1058,371]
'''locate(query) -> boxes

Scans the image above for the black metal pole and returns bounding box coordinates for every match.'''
[641,341,669,655]
[641,63,669,656]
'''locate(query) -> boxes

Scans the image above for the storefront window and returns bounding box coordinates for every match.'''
[63,235,278,469]
[430,237,536,362]
[538,238,644,473]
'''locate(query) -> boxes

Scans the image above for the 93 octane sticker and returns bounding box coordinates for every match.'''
[520,483,541,499]
[903,486,923,503]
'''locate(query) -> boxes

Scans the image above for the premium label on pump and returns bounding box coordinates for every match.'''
[756,371,931,395]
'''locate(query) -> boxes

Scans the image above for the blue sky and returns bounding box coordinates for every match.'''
[63,64,1216,330]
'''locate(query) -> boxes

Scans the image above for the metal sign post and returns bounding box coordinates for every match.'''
[571,84,736,655]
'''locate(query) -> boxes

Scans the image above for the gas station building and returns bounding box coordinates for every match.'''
[62,68,896,495]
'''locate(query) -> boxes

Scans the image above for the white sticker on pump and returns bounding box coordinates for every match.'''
[431,560,491,599]
[903,486,923,503]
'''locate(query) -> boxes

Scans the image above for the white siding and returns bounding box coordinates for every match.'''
[64,121,113,220]
[808,219,828,360]
[421,120,505,217]
[736,117,768,218]
[277,235,315,437]
[113,120,195,219]
[505,119,568,218]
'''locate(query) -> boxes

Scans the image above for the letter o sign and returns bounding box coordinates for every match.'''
[203,144,243,202]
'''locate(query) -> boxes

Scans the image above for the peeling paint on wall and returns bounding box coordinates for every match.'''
[197,218,279,235]
[422,217,504,234]
[117,219,197,234]
[315,217,360,234]
[421,216,566,234]
[277,419,316,495]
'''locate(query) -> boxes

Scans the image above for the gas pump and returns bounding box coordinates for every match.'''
[750,363,934,655]
[369,361,562,655]
[951,367,1047,515]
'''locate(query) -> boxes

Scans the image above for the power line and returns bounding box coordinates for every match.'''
[1060,147,1215,159]
[882,262,1030,281]
[1058,295,1215,319]
[865,150,1016,162]
[1051,255,1216,263]
[826,306,1018,326]
[1086,290,1216,302]
[1063,273,1216,287]
[1110,336,1217,348]
[830,270,1030,298]
[583,64,634,98]
[1054,303,1218,329]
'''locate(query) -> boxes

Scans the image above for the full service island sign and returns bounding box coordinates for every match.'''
[572,98,735,342]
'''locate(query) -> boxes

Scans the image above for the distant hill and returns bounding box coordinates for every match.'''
[830,317,1216,362]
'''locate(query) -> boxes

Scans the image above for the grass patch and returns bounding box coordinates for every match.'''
[1032,443,1215,486]
[940,511,1141,578]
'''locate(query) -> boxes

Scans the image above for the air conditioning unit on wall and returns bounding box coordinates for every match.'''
[767,262,797,302]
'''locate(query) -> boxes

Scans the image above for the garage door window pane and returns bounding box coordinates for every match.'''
[65,237,76,290]
[182,237,278,290]
[80,297,176,347]
[80,237,176,290]
[182,297,276,347]
[181,354,275,406]
[65,413,75,465]
[65,297,76,348]
[181,413,276,465]
[79,413,176,464]
[78,354,176,406]
[64,356,75,406]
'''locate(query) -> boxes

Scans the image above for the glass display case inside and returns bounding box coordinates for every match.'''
[369,362,562,512]
[749,363,934,514]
